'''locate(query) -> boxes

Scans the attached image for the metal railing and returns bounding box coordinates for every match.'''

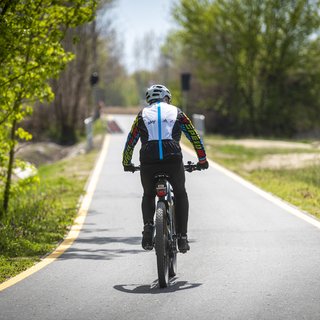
[84,117,93,152]
[84,116,108,152]
[192,114,205,143]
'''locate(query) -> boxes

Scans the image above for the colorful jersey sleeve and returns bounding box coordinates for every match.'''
[181,113,207,162]
[122,116,140,166]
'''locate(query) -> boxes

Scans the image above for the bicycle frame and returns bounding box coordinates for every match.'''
[154,174,175,250]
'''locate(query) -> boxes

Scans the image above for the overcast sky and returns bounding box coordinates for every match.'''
[104,0,178,73]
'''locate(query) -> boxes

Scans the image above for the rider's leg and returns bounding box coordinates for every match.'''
[165,162,190,252]
[172,190,190,252]
[140,161,190,252]
[165,162,188,233]
[140,163,157,224]
[140,164,157,250]
[174,192,189,235]
[141,194,155,224]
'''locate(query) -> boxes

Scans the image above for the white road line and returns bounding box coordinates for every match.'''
[181,143,320,230]
[0,135,111,292]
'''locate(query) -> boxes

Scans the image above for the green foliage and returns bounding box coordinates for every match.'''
[172,0,320,136]
[0,0,98,217]
[0,183,73,282]
[0,256,38,283]
[131,70,154,101]
[0,148,99,283]
[92,117,108,136]
[123,77,141,106]
[100,69,151,107]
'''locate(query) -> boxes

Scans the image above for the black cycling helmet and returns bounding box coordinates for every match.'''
[146,84,172,105]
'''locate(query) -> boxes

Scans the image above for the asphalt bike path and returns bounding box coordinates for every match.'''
[1,114,320,319]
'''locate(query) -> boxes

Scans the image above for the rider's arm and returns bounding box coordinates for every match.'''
[122,116,140,166]
[180,112,207,163]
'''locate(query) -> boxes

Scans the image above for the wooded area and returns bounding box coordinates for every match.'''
[168,0,320,137]
[1,0,320,216]
[0,0,98,217]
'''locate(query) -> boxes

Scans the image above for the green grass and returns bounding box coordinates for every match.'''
[92,117,108,136]
[248,170,320,219]
[0,150,99,283]
[200,135,320,219]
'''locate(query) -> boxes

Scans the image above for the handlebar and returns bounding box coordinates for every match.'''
[131,161,200,173]
[184,161,200,173]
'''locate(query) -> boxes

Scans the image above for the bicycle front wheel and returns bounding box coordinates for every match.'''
[155,201,169,288]
[169,203,177,277]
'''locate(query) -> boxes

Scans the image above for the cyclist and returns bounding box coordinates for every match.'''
[122,84,208,253]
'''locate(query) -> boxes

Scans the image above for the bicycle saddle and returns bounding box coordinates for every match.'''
[154,173,170,179]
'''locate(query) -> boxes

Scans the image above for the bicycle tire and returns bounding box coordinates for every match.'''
[169,203,177,277]
[155,201,169,288]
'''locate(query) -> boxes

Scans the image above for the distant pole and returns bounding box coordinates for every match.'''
[182,91,187,114]
[90,72,99,120]
[91,19,99,120]
[181,73,191,114]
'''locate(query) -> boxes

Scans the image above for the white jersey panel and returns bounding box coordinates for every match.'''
[160,103,177,139]
[142,104,159,140]
[142,102,178,141]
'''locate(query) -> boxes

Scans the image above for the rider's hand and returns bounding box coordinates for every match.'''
[124,163,136,173]
[197,160,209,170]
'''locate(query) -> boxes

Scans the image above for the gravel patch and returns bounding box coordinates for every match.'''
[243,153,320,171]
[213,139,316,149]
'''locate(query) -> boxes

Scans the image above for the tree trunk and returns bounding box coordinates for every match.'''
[2,118,17,216]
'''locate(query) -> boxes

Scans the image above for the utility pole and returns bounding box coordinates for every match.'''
[90,72,99,120]
[91,19,99,121]
[181,73,191,114]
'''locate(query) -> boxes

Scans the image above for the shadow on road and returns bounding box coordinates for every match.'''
[58,236,143,260]
[72,235,141,245]
[58,248,143,260]
[113,278,202,294]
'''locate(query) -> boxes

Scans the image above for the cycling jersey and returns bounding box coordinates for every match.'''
[122,101,206,165]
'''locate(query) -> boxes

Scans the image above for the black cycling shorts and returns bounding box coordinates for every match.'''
[140,160,189,234]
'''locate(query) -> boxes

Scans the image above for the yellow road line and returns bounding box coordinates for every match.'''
[181,143,320,230]
[0,134,111,292]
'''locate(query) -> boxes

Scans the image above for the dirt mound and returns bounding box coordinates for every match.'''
[243,153,320,171]
[211,138,320,171]
[214,139,315,149]
[15,135,103,167]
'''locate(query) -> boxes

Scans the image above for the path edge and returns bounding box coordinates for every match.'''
[0,134,111,292]
[181,142,320,230]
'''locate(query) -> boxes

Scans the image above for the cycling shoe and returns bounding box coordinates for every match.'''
[178,234,190,253]
[142,224,154,250]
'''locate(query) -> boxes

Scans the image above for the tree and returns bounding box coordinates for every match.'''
[172,0,320,136]
[98,29,129,106]
[0,0,97,218]
[24,1,118,143]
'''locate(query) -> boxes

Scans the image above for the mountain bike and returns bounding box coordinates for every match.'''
[134,161,199,288]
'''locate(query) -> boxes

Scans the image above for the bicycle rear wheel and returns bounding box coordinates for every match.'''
[155,201,169,288]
